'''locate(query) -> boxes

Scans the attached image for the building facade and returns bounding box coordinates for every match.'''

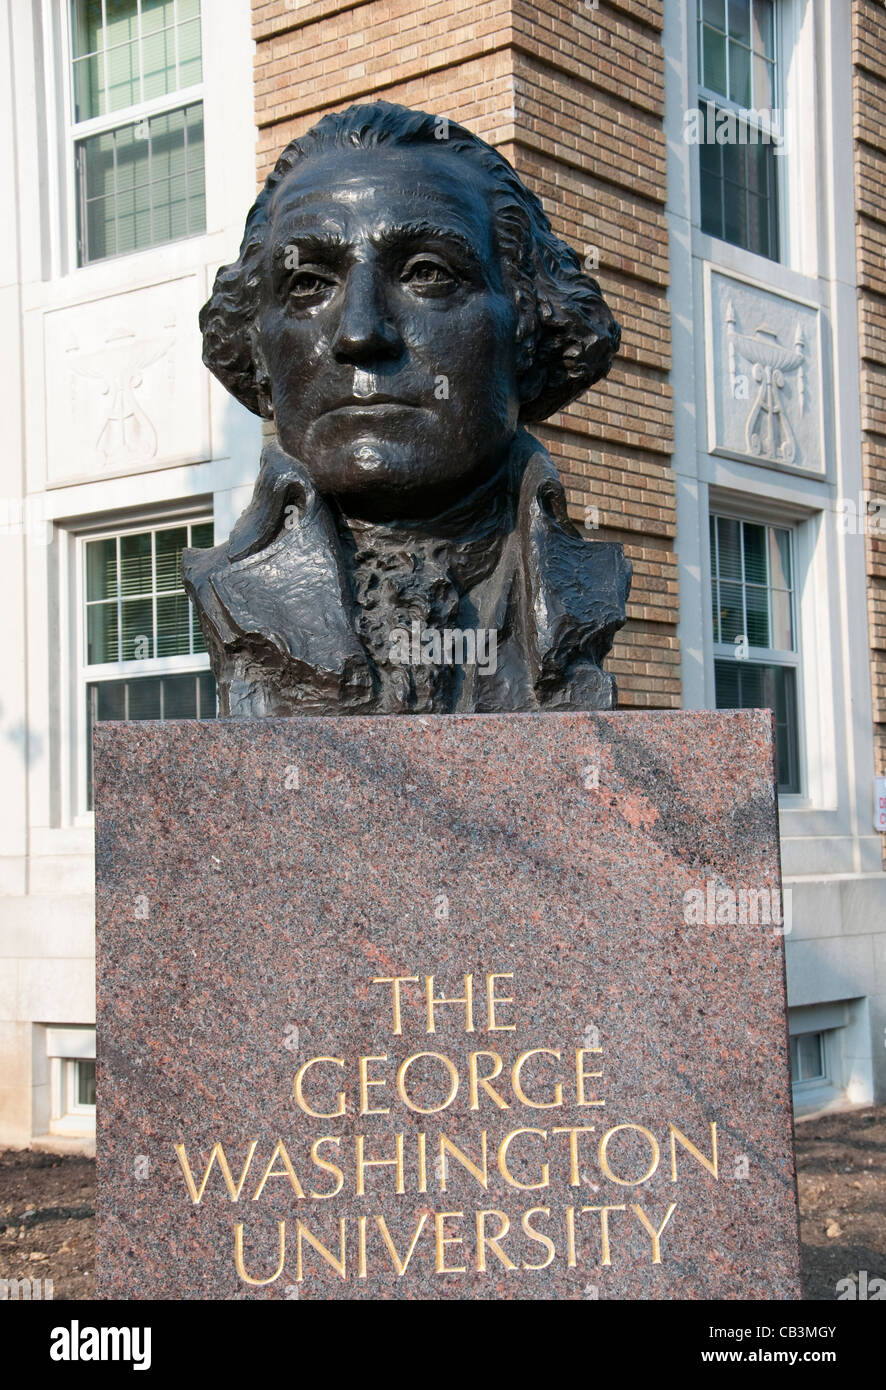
[0,0,883,1150]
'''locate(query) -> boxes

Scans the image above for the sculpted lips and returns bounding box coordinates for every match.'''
[321,394,423,419]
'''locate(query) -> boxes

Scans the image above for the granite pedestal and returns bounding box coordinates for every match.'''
[94,710,801,1299]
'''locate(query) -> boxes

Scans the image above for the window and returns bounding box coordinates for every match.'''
[69,0,205,265]
[696,0,781,260]
[710,513,800,792]
[82,518,217,808]
[45,1028,97,1136]
[790,1031,827,1086]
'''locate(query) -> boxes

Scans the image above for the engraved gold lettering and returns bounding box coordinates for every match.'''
[511,1049,563,1109]
[355,1132,406,1196]
[438,1130,489,1191]
[358,1054,390,1116]
[576,1048,605,1106]
[296,1218,347,1282]
[251,1140,305,1201]
[309,1137,343,1200]
[521,1207,556,1271]
[468,1050,509,1110]
[434,1211,467,1274]
[294,1057,346,1119]
[476,1209,516,1271]
[417,1131,428,1194]
[598,1124,660,1186]
[234,1219,285,1285]
[175,1140,258,1204]
[396,1052,459,1114]
[669,1122,718,1180]
[376,1212,429,1276]
[498,1128,550,1191]
[425,974,474,1034]
[486,973,516,1031]
[357,1213,368,1279]
[552,1126,597,1186]
[582,1204,627,1266]
[631,1202,677,1264]
[371,976,419,1034]
[565,1205,577,1267]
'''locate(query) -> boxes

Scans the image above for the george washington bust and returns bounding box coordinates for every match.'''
[183,102,631,716]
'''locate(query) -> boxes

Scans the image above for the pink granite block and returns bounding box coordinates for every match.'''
[94,710,801,1299]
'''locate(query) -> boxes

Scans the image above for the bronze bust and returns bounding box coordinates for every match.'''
[184,102,631,715]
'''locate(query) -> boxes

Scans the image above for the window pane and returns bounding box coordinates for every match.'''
[120,532,152,595]
[87,603,119,664]
[121,597,154,660]
[769,526,792,589]
[77,1059,97,1107]
[162,673,198,718]
[127,676,162,718]
[715,660,799,792]
[96,682,126,720]
[702,25,728,94]
[105,37,140,112]
[190,521,214,549]
[728,40,752,106]
[728,0,751,44]
[702,0,726,27]
[86,538,117,601]
[754,53,775,111]
[71,0,201,123]
[745,585,770,646]
[155,527,188,591]
[73,51,104,122]
[156,593,190,656]
[717,582,744,642]
[700,169,724,239]
[753,0,775,59]
[716,517,742,578]
[795,1039,823,1078]
[142,25,177,101]
[697,103,778,259]
[77,102,205,266]
[141,0,177,35]
[742,522,767,584]
[177,16,203,87]
[197,670,215,714]
[771,588,793,650]
[104,0,139,46]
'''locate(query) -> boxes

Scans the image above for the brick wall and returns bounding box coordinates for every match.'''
[853,0,886,855]
[251,0,679,708]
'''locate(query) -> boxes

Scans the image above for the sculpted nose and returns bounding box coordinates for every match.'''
[331,264,402,364]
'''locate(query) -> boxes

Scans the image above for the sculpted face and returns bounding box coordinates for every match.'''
[256,145,521,520]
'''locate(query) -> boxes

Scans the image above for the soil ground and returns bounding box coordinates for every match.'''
[1,1105,883,1300]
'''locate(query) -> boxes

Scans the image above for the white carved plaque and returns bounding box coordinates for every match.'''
[43,276,208,485]
[707,271,825,475]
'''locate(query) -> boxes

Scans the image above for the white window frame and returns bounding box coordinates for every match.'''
[790,1029,829,1088]
[60,0,206,269]
[75,511,213,816]
[46,1027,96,1136]
[707,495,809,801]
[689,0,820,278]
[694,0,786,264]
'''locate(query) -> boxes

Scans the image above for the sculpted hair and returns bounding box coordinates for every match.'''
[200,101,620,423]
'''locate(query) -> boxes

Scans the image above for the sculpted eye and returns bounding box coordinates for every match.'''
[287,270,336,301]
[400,257,458,294]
